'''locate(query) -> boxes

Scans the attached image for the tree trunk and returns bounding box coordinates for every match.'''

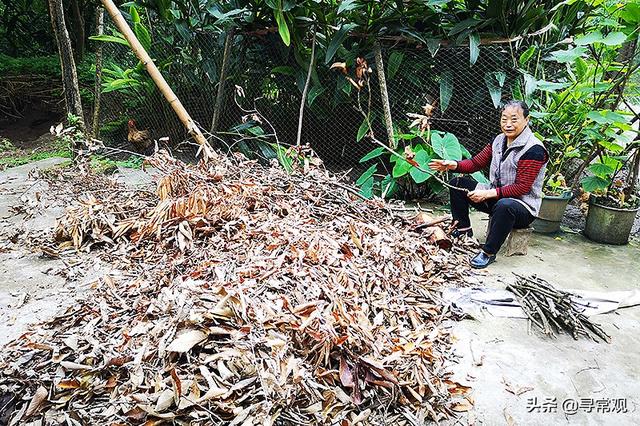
[101,0,213,160]
[48,0,84,132]
[296,28,316,147]
[210,29,235,134]
[70,0,85,60]
[92,7,104,138]
[373,41,395,148]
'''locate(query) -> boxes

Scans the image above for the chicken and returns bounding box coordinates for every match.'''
[127,119,152,151]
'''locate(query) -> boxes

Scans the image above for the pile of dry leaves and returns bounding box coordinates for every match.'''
[0,152,476,425]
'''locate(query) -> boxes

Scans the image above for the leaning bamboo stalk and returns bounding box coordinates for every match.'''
[100,0,214,160]
[296,28,316,147]
[373,41,395,149]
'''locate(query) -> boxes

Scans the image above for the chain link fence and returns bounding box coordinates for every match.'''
[97,21,525,174]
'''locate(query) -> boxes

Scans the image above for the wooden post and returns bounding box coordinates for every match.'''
[100,0,214,160]
[210,28,235,133]
[296,28,316,147]
[373,41,395,148]
[92,7,104,138]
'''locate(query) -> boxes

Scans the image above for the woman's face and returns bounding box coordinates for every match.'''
[500,105,529,141]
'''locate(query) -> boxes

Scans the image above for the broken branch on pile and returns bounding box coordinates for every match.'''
[506,274,611,343]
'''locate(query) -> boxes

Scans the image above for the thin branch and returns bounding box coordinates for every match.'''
[296,27,316,147]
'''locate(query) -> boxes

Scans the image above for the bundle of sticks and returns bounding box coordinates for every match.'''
[506,274,611,343]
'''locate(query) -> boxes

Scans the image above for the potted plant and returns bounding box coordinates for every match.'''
[581,147,640,245]
[532,172,573,234]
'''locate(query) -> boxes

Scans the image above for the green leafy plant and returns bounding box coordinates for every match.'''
[515,0,640,199]
[89,6,156,97]
[356,128,488,199]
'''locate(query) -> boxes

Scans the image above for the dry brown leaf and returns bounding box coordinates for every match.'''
[166,329,207,353]
[24,386,47,418]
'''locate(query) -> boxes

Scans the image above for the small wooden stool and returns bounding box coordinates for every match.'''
[485,218,533,256]
[502,227,534,256]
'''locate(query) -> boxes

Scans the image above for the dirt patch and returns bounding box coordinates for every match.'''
[0,108,62,149]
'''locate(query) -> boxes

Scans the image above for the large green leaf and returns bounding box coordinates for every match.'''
[102,78,141,93]
[380,174,398,198]
[602,32,627,45]
[484,73,501,108]
[307,85,325,106]
[448,18,481,36]
[89,34,130,47]
[409,150,433,183]
[574,31,604,45]
[337,0,361,14]
[536,80,571,92]
[581,175,609,193]
[469,32,480,66]
[621,3,640,24]
[130,6,141,24]
[274,144,293,173]
[392,157,413,178]
[133,22,151,52]
[359,177,374,199]
[356,164,377,185]
[387,51,404,80]
[325,24,356,64]
[471,171,489,184]
[523,73,537,98]
[587,110,630,125]
[360,147,386,163]
[602,156,623,172]
[271,66,295,76]
[427,39,441,57]
[588,162,615,178]
[461,145,472,159]
[432,132,462,161]
[519,46,536,66]
[549,47,586,63]
[575,57,588,80]
[439,70,453,113]
[274,9,290,46]
[356,118,370,142]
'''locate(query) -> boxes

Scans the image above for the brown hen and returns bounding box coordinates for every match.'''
[127,119,152,151]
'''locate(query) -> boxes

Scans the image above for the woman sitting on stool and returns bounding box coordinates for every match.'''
[429,100,548,269]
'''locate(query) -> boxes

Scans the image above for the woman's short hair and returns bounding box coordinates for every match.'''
[501,100,530,118]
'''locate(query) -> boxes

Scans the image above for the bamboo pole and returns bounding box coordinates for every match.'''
[210,29,235,133]
[296,28,316,147]
[373,41,395,149]
[100,0,214,160]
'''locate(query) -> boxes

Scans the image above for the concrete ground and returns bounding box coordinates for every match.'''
[1,160,639,425]
[448,210,640,425]
[0,159,121,346]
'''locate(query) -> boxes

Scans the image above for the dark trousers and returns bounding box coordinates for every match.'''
[449,177,535,254]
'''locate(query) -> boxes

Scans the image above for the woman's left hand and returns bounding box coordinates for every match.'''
[467,189,497,203]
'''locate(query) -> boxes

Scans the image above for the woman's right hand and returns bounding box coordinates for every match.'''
[429,159,457,171]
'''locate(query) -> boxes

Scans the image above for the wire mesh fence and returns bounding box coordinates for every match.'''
[97,20,525,175]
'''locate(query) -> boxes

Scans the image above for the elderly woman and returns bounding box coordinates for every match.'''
[429,100,548,269]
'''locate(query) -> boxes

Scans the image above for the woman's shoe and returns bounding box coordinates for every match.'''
[451,228,474,238]
[470,251,496,269]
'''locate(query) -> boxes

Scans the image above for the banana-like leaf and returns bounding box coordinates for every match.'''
[469,32,480,65]
[439,70,453,113]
